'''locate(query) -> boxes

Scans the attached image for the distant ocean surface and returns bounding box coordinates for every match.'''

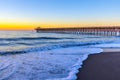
[0,31,120,80]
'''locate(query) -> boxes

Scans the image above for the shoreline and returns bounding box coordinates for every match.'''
[76,48,120,80]
[102,48,120,52]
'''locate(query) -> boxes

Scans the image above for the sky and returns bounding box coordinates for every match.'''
[0,0,120,30]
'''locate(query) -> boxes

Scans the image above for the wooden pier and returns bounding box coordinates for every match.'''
[35,26,120,36]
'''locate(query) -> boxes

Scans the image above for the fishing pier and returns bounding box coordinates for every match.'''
[35,27,120,36]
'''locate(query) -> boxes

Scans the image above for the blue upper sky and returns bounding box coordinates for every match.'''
[0,0,120,27]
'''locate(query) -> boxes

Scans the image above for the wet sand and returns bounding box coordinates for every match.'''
[77,51,120,80]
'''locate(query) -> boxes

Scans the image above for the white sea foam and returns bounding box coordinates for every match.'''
[90,43,120,48]
[45,47,103,80]
[0,47,103,80]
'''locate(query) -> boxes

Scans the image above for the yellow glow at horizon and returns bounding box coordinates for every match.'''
[0,23,34,30]
[0,21,120,30]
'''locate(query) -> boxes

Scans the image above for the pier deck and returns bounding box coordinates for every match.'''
[35,27,120,36]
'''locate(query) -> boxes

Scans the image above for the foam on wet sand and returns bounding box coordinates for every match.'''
[0,47,102,80]
[77,48,120,80]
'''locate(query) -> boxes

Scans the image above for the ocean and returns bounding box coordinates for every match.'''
[0,31,120,80]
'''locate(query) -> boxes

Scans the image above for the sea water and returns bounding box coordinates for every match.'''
[0,31,120,80]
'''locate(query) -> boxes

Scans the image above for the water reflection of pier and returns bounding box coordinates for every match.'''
[35,27,120,36]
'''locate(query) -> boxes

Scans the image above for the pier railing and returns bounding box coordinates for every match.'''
[35,27,120,36]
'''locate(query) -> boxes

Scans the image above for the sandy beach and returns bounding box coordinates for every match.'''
[77,48,120,80]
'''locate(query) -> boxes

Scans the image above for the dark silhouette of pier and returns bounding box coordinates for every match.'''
[35,26,120,36]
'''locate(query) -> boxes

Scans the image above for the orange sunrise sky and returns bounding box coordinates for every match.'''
[0,0,120,30]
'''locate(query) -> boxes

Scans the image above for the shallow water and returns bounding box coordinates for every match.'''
[0,31,120,80]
